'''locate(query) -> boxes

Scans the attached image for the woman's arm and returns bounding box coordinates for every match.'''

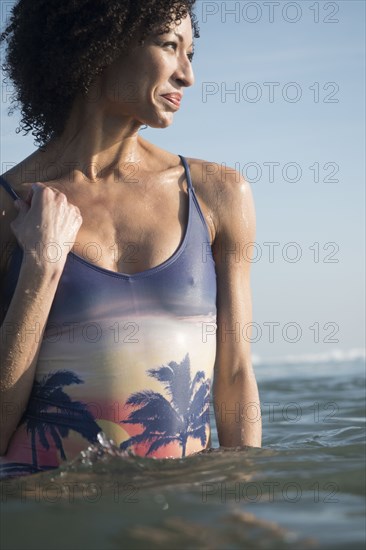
[211,167,262,448]
[0,258,65,455]
[0,183,82,455]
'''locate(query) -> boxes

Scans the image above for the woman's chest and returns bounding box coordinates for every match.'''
[66,185,190,276]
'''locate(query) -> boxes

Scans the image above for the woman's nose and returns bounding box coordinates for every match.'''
[174,57,195,88]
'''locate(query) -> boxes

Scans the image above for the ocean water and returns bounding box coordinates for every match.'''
[1,357,365,550]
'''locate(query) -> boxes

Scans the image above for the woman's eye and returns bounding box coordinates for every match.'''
[164,41,177,50]
[162,41,194,63]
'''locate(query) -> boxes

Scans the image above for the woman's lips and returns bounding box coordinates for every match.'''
[161,94,182,108]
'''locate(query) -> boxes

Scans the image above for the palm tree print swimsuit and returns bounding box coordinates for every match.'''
[0,156,217,478]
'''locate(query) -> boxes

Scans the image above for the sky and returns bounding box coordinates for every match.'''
[1,0,365,364]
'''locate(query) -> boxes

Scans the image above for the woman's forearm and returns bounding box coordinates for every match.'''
[0,255,63,454]
[213,368,262,448]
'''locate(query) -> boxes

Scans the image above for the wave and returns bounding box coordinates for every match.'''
[252,347,366,366]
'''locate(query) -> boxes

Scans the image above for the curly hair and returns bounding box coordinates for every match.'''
[0,0,199,148]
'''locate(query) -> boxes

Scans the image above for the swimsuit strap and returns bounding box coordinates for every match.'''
[0,175,21,200]
[178,155,194,192]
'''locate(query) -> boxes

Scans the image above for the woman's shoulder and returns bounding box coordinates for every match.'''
[0,171,20,294]
[146,139,241,187]
[184,154,246,205]
[1,149,42,198]
[184,155,253,245]
[185,155,245,190]
[0,152,41,283]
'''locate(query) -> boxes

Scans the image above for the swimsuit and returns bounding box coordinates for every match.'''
[0,155,217,478]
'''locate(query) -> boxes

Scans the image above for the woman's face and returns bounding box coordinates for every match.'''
[99,14,195,128]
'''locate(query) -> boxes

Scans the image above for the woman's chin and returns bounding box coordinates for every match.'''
[145,111,175,129]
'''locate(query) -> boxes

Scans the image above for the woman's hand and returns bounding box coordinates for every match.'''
[9,182,83,272]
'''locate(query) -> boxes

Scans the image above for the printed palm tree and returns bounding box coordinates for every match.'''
[18,370,101,469]
[120,353,210,457]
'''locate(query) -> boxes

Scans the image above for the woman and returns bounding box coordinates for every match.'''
[0,0,261,478]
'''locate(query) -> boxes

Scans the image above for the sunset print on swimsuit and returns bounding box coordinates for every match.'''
[0,370,101,478]
[0,156,217,478]
[120,353,211,457]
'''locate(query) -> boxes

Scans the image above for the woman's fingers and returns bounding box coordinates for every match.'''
[10,199,29,229]
[9,183,83,267]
